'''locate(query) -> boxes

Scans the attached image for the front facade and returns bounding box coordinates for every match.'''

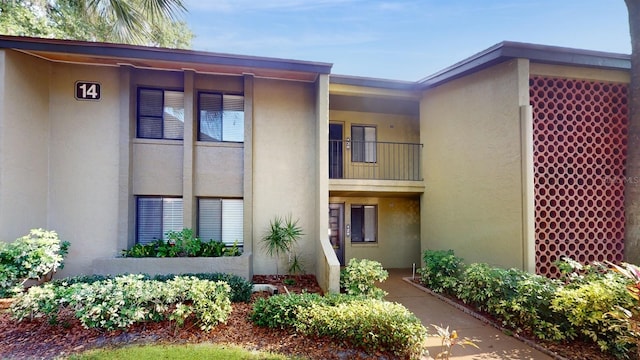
[0,36,632,291]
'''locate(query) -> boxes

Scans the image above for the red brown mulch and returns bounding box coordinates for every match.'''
[0,275,400,360]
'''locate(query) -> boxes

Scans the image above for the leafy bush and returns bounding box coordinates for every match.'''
[52,272,252,303]
[0,229,70,297]
[493,272,569,341]
[11,275,232,331]
[121,228,241,258]
[417,249,463,294]
[296,299,428,359]
[551,273,634,357]
[455,263,521,313]
[250,293,355,329]
[340,258,388,299]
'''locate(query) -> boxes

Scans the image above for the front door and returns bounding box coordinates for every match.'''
[329,203,345,265]
[329,123,343,179]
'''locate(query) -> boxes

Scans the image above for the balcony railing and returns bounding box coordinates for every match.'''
[329,140,422,181]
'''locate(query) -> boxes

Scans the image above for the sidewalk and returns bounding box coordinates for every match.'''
[379,269,554,360]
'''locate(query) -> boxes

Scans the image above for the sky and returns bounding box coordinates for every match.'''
[183,0,631,81]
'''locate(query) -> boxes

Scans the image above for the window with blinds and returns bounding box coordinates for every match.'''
[351,204,377,243]
[351,125,376,163]
[198,198,244,246]
[136,197,184,244]
[198,93,244,142]
[137,88,184,140]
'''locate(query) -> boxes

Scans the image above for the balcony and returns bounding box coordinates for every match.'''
[329,140,423,181]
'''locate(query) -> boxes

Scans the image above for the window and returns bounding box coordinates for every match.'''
[198,198,244,246]
[136,197,183,244]
[137,88,184,139]
[351,205,377,243]
[198,93,244,142]
[351,125,376,163]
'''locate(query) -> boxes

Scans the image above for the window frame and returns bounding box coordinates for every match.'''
[197,92,245,143]
[135,196,184,245]
[350,204,377,243]
[351,125,377,163]
[197,197,244,247]
[136,87,185,140]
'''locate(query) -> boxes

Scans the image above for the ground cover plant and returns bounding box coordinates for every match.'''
[418,249,639,359]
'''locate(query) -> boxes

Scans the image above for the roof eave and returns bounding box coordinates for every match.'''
[0,35,333,75]
[418,41,631,90]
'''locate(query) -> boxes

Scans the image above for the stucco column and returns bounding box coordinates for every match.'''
[520,105,535,273]
[243,73,254,266]
[117,66,133,252]
[182,71,195,229]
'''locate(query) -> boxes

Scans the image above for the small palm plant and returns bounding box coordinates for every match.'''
[262,215,303,275]
[431,324,479,359]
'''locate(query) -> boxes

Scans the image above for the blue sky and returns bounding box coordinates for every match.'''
[183,0,630,81]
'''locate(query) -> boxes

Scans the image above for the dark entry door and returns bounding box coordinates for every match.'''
[329,203,345,265]
[329,123,343,179]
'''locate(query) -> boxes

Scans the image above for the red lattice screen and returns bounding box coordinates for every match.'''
[530,76,627,277]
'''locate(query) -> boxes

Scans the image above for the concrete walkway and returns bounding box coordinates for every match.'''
[379,269,554,360]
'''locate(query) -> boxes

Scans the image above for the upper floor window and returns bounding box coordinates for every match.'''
[136,196,183,244]
[137,88,184,140]
[198,198,244,246]
[198,93,244,142]
[352,125,376,163]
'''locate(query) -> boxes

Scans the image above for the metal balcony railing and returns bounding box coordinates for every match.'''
[329,140,423,181]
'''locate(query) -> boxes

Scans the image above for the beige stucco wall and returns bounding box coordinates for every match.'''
[0,51,51,240]
[48,63,122,276]
[252,78,318,275]
[330,196,421,268]
[420,59,531,270]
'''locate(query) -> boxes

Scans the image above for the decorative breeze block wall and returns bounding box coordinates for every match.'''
[530,76,627,277]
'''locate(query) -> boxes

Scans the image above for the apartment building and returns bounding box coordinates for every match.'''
[0,36,630,291]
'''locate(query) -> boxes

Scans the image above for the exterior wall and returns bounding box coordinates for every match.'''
[330,196,421,268]
[48,63,122,276]
[420,59,531,269]
[0,50,51,240]
[252,78,318,275]
[329,110,420,143]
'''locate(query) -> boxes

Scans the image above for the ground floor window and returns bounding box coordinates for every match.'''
[198,198,244,246]
[351,204,377,243]
[136,197,183,244]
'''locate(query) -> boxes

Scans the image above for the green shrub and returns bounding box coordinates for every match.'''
[296,299,428,359]
[250,293,355,329]
[152,273,252,303]
[52,272,251,303]
[11,275,232,331]
[0,229,70,297]
[494,272,569,341]
[340,258,388,299]
[551,273,634,358]
[121,228,241,258]
[455,263,521,313]
[417,249,463,294]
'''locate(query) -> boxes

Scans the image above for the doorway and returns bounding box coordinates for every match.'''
[328,203,345,265]
[329,123,343,179]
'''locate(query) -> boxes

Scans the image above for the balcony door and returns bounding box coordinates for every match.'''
[329,123,343,179]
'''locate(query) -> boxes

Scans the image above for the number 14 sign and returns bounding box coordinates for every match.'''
[75,81,101,101]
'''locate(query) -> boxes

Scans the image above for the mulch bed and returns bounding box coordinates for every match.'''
[0,274,399,360]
